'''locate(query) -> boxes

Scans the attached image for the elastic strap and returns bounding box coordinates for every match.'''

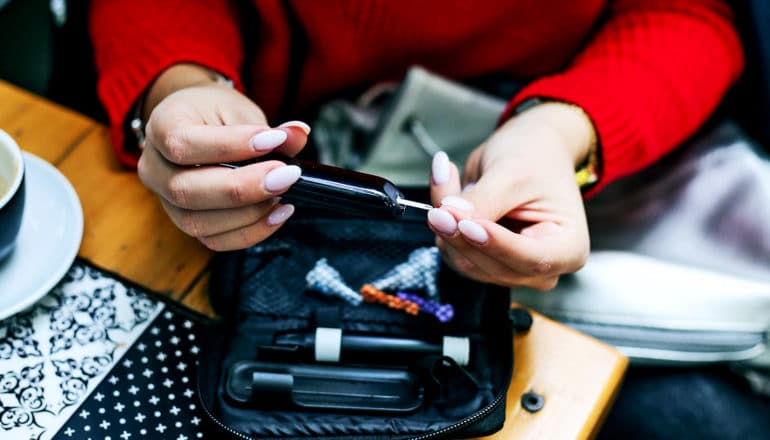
[315,327,342,363]
[442,336,470,366]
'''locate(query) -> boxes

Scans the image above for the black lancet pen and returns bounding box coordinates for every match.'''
[220,156,432,219]
[271,330,470,366]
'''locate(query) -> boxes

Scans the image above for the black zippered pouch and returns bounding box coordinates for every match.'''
[197,207,516,439]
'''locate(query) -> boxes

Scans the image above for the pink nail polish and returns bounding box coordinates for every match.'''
[458,220,488,244]
[432,151,450,185]
[427,208,457,235]
[264,165,302,193]
[250,129,288,151]
[267,204,295,226]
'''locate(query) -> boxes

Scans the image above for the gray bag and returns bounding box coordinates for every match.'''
[511,121,770,369]
[313,66,505,186]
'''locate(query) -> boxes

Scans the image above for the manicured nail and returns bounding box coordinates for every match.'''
[441,196,473,210]
[278,120,311,135]
[264,165,302,193]
[267,204,295,226]
[427,208,457,235]
[432,151,450,185]
[462,182,476,193]
[458,220,489,244]
[250,129,288,151]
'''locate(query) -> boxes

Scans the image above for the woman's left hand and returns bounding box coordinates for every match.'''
[427,102,593,290]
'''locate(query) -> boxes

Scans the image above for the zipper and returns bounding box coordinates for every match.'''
[199,354,512,440]
[201,367,512,440]
[200,397,253,440]
[408,360,513,440]
[407,392,507,440]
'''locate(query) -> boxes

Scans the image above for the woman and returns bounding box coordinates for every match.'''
[89,0,743,290]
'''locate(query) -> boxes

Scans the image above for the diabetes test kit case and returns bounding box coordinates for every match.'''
[195,203,522,439]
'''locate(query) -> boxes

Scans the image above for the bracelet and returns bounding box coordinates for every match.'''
[129,69,234,150]
[513,97,599,189]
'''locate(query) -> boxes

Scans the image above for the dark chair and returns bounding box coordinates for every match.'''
[0,0,105,121]
[0,0,53,96]
[729,0,770,150]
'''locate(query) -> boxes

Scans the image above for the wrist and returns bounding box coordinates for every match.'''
[506,101,596,168]
[505,99,599,189]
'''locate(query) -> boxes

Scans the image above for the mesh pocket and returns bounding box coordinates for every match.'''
[238,218,436,319]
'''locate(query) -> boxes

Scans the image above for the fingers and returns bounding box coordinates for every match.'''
[462,147,483,189]
[427,186,584,289]
[138,146,301,210]
[432,148,529,222]
[275,121,311,157]
[435,234,511,285]
[160,198,279,238]
[145,83,310,165]
[432,204,585,289]
[434,237,494,284]
[148,124,273,165]
[460,165,531,221]
[428,151,510,284]
[492,219,588,274]
[146,123,309,166]
[428,197,519,285]
[197,204,296,252]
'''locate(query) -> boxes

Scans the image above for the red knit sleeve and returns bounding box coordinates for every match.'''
[503,0,744,195]
[89,0,245,167]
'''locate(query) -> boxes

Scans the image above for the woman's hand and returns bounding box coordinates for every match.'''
[137,64,311,251]
[427,102,594,290]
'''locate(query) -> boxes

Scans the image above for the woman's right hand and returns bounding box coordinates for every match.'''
[137,64,310,251]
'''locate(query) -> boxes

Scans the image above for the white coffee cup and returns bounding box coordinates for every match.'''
[0,129,26,261]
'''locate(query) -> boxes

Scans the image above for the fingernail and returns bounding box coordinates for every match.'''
[427,208,457,236]
[432,151,450,185]
[250,129,288,151]
[278,120,311,135]
[462,182,476,193]
[264,165,302,193]
[267,204,295,226]
[458,220,489,244]
[441,196,473,210]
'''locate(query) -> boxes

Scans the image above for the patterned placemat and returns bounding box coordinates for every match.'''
[0,261,218,440]
[52,306,218,440]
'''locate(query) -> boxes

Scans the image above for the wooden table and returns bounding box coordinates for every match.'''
[0,80,627,440]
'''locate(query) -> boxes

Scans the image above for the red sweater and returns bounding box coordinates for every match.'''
[90,0,744,192]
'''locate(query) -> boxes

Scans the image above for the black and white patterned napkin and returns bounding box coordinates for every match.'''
[52,306,218,440]
[0,262,217,440]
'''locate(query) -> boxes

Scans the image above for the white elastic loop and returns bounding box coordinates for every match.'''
[314,327,342,363]
[442,336,470,366]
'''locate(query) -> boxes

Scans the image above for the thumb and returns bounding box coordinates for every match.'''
[462,147,483,188]
[460,167,529,221]
[430,151,462,207]
[274,121,311,157]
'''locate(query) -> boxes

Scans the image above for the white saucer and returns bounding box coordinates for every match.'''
[0,152,83,320]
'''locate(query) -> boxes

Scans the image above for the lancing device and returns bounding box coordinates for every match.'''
[220,155,432,219]
[271,328,471,366]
